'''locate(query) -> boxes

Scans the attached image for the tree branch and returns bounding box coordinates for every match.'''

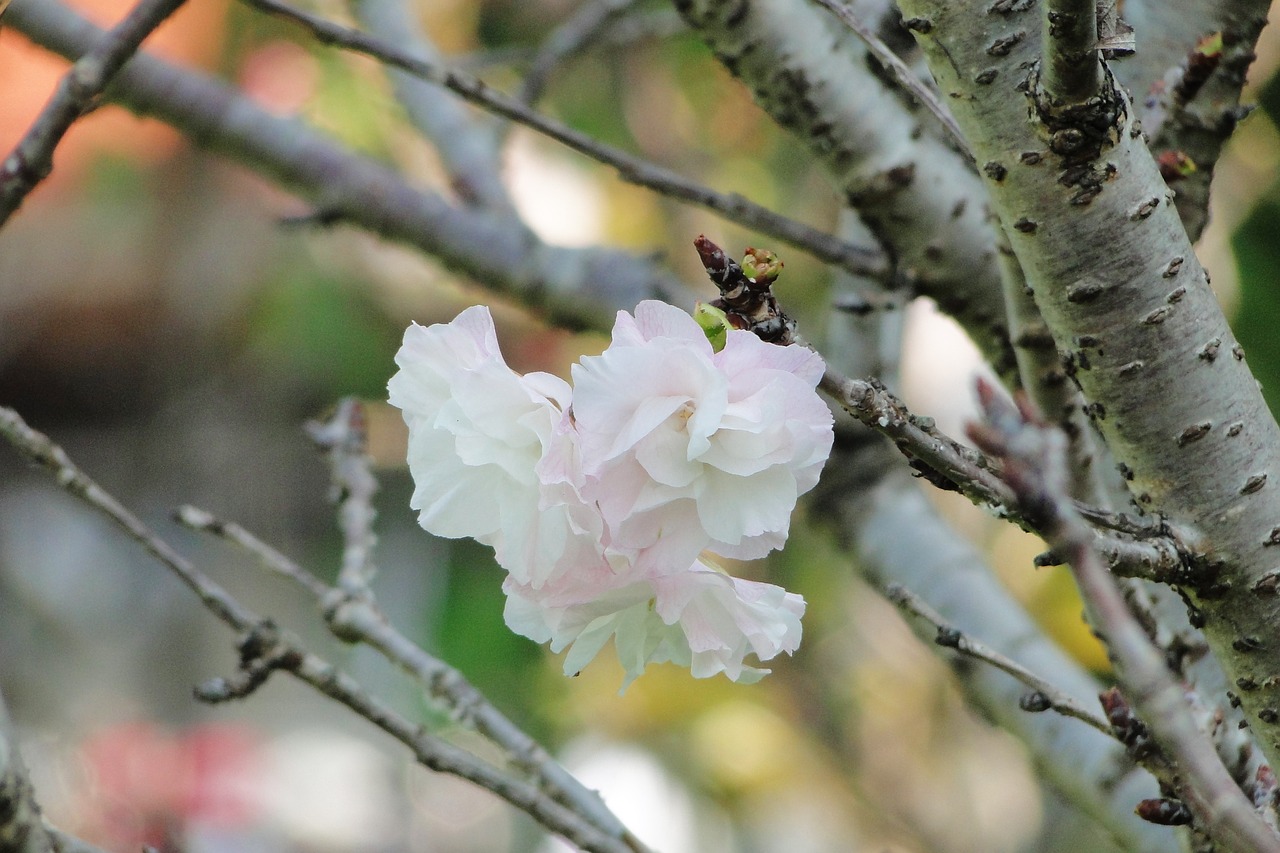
[886,583,1113,736]
[0,406,646,853]
[303,398,379,594]
[898,0,1280,774]
[4,0,694,331]
[517,0,644,107]
[674,0,1015,375]
[346,0,514,212]
[0,0,188,228]
[1040,0,1102,106]
[968,382,1280,853]
[235,0,889,282]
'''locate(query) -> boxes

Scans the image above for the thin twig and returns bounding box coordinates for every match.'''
[885,584,1113,736]
[235,0,890,281]
[815,366,1187,581]
[518,0,643,107]
[304,398,379,593]
[0,406,643,853]
[346,0,513,212]
[0,0,188,227]
[809,0,972,163]
[174,503,643,849]
[175,506,332,599]
[967,382,1280,853]
[1040,0,1103,106]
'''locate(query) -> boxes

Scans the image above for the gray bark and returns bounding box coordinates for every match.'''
[896,0,1280,773]
[673,0,1017,376]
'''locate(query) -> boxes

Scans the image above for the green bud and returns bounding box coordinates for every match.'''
[741,248,783,283]
[693,302,730,352]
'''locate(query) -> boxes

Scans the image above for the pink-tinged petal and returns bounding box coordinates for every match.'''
[632,300,715,353]
[716,332,825,384]
[696,466,798,545]
[634,423,702,488]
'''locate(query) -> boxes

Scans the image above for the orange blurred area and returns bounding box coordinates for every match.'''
[0,0,230,187]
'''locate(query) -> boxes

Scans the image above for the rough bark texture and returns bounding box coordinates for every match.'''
[673,0,1017,377]
[896,0,1280,772]
[812,212,1168,850]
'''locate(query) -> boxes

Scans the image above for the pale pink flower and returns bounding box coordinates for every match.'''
[570,300,833,572]
[503,558,804,687]
[391,300,826,686]
[388,306,587,588]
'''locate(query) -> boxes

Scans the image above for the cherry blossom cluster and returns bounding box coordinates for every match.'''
[388,300,833,686]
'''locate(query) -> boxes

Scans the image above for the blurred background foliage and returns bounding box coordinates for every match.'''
[1,1,1278,850]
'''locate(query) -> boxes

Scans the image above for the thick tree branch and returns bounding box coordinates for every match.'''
[0,407,645,853]
[898,0,1280,774]
[0,0,188,227]
[4,0,694,331]
[674,0,1015,376]
[235,0,889,282]
[969,383,1280,853]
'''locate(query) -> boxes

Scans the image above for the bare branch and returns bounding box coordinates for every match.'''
[0,0,188,227]
[174,502,640,844]
[518,0,644,107]
[675,0,1015,375]
[808,0,972,162]
[174,506,331,599]
[886,583,1113,736]
[303,398,379,594]
[5,0,694,330]
[234,0,889,281]
[815,365,1188,583]
[968,382,1280,853]
[0,406,645,853]
[346,0,513,212]
[1040,0,1102,105]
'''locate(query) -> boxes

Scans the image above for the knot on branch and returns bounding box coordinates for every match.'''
[321,586,379,644]
[194,620,300,703]
[1022,63,1126,203]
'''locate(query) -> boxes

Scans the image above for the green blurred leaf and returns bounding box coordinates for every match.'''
[1232,199,1280,417]
[433,539,548,729]
[242,267,400,398]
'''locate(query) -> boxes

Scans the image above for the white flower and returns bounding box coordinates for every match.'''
[570,301,833,572]
[502,558,804,688]
[391,300,827,687]
[387,306,587,588]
